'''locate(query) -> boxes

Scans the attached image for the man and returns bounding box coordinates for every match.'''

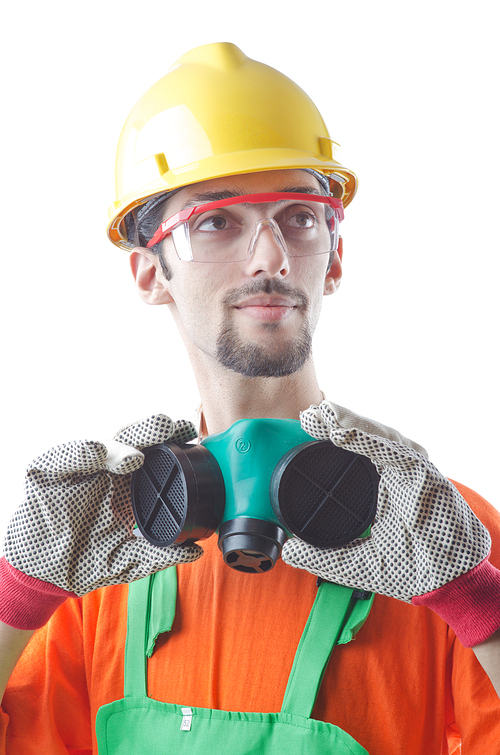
[0,43,499,753]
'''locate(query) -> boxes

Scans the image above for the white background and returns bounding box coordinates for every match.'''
[1,0,498,537]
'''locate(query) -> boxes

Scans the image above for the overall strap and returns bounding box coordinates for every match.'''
[124,566,178,698]
[281,582,355,718]
[124,568,366,717]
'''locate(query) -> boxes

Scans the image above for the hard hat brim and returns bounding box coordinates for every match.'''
[108,149,357,249]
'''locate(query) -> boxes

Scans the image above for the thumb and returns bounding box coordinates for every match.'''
[116,538,204,580]
[103,439,144,475]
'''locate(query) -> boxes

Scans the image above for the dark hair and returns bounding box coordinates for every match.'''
[125,193,175,279]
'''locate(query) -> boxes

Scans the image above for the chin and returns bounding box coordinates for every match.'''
[216,325,312,379]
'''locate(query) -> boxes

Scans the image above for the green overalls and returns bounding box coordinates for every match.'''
[96,566,373,754]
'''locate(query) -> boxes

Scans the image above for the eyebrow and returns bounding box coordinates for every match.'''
[180,186,322,210]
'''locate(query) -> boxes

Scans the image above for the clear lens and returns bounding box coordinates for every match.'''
[171,196,339,263]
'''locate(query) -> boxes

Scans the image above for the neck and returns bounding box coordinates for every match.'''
[192,356,323,437]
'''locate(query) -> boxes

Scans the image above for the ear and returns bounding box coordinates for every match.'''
[130,247,174,305]
[323,236,343,296]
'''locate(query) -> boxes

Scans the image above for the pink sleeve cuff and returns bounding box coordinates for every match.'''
[412,557,500,647]
[0,557,77,630]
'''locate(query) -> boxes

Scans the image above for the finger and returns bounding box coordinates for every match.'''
[142,540,203,568]
[282,536,406,601]
[99,539,204,588]
[114,414,174,449]
[313,402,421,472]
[170,419,197,445]
[300,405,330,440]
[282,537,368,589]
[301,404,396,472]
[319,401,428,457]
[28,440,109,476]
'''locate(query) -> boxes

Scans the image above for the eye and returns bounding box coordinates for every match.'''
[194,213,238,233]
[289,212,315,228]
[279,204,318,230]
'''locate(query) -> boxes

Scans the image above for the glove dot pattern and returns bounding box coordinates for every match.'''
[284,401,492,602]
[4,415,202,597]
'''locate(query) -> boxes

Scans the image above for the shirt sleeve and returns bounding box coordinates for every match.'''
[0,596,93,755]
[447,481,500,751]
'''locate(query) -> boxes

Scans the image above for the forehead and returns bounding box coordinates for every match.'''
[166,170,323,214]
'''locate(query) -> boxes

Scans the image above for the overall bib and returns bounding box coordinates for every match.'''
[96,567,372,754]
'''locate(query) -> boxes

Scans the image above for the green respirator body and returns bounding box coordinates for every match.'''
[131,418,379,574]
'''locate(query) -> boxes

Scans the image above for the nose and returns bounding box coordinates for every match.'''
[243,219,290,278]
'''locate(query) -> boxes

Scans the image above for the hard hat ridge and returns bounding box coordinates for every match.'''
[107,42,358,250]
[173,41,248,72]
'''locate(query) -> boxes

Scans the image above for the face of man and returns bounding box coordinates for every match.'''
[131,169,342,379]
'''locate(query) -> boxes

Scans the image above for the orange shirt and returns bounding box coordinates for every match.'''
[2,481,500,754]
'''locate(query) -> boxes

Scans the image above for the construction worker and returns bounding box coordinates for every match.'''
[0,43,499,753]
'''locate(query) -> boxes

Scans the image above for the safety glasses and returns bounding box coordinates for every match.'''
[147,192,344,263]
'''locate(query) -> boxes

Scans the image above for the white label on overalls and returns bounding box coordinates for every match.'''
[180,707,193,731]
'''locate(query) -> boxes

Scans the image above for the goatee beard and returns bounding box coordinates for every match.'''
[215,280,312,378]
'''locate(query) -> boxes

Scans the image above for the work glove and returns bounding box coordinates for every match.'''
[282,401,500,647]
[0,415,202,630]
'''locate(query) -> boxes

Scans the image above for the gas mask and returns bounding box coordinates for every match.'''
[131,418,379,573]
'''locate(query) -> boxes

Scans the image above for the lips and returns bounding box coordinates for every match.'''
[234,295,297,321]
[235,295,297,308]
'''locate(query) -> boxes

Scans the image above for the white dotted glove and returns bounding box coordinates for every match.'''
[282,401,500,646]
[0,415,202,629]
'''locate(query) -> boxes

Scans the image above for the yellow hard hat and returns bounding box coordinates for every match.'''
[107,42,358,249]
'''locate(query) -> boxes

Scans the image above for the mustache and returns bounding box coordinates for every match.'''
[222,279,309,310]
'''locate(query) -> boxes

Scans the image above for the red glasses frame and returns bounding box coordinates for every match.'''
[146,192,344,248]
